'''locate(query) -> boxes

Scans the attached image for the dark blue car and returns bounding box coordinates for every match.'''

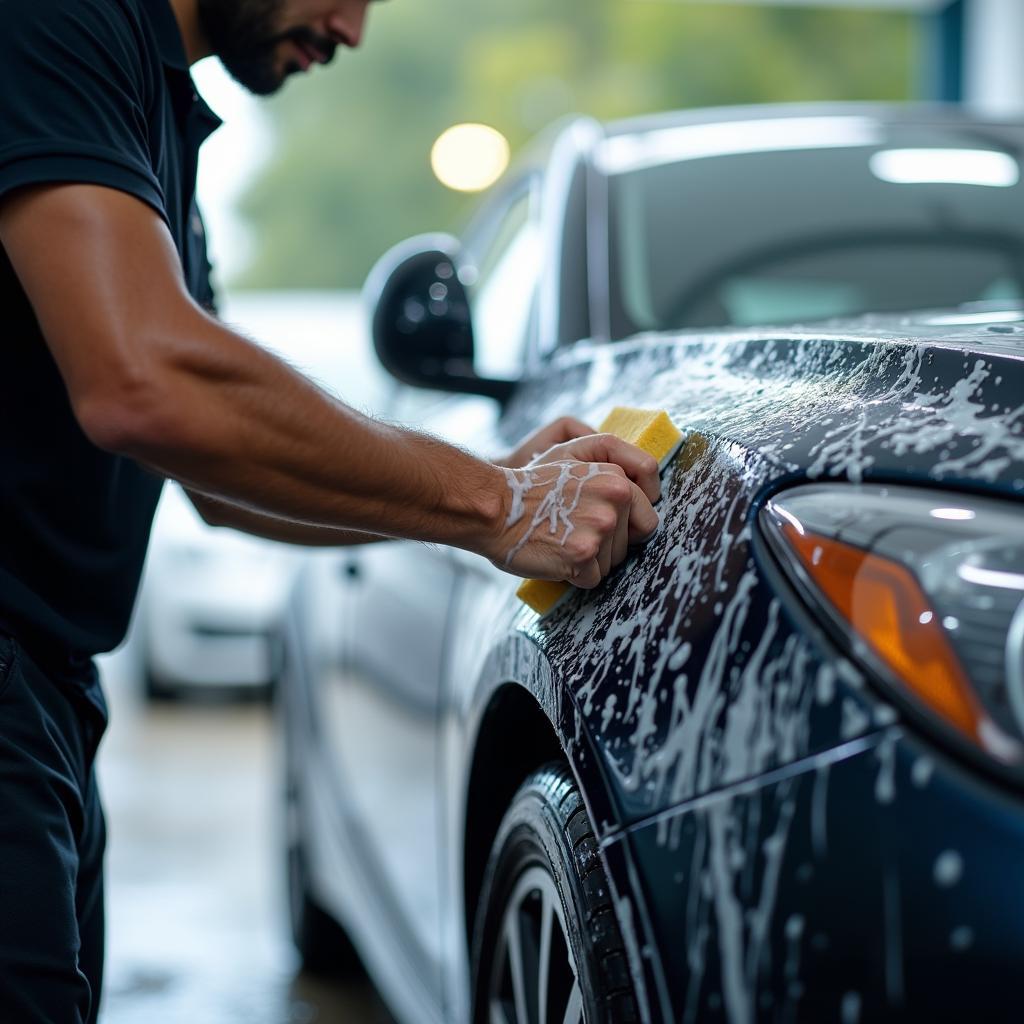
[278,104,1024,1023]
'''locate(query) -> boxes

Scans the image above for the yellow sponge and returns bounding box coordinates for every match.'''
[516,407,683,615]
[599,407,683,457]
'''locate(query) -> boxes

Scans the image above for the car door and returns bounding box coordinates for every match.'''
[319,174,543,1000]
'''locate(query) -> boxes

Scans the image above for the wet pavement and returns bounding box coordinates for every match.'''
[95,642,394,1024]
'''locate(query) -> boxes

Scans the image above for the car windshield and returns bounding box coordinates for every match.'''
[603,116,1024,336]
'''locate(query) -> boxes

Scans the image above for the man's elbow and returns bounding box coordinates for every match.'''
[74,374,184,459]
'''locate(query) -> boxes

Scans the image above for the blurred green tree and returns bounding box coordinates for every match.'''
[236,1,916,289]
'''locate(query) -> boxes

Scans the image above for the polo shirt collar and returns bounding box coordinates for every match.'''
[144,0,224,140]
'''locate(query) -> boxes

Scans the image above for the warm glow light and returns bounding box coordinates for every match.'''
[870,148,1019,188]
[430,123,510,192]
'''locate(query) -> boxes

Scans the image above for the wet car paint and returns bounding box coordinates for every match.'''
[288,311,1024,1023]
[439,312,1024,1021]
[502,316,1024,814]
[614,729,1024,1022]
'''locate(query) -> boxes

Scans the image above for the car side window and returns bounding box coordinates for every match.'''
[467,185,541,380]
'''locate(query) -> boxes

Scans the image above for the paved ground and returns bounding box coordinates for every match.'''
[95,644,394,1024]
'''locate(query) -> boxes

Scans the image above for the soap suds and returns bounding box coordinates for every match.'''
[934,850,963,888]
[911,756,934,788]
[502,461,605,565]
[841,991,862,1024]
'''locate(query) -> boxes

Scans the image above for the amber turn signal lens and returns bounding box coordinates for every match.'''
[781,522,986,744]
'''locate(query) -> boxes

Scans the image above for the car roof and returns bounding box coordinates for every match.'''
[600,101,1024,140]
[499,102,1024,225]
[504,102,1024,196]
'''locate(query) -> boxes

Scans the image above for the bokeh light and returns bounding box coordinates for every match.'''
[430,123,511,192]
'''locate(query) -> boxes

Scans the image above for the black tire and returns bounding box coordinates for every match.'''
[471,763,639,1024]
[286,827,360,977]
[284,748,364,978]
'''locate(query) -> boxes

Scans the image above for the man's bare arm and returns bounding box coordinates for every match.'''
[185,489,388,546]
[185,418,595,546]
[186,413,598,545]
[0,185,504,544]
[0,184,660,583]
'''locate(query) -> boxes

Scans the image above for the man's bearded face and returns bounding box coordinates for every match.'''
[197,0,339,96]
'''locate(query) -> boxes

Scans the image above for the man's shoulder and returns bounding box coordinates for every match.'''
[4,0,142,23]
[0,0,161,91]
[0,0,169,215]
[3,0,150,47]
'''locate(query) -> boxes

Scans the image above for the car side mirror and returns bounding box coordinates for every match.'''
[363,234,515,403]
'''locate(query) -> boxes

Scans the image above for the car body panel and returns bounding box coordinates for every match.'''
[475,316,1024,821]
[288,312,1024,1023]
[422,312,1024,1020]
[618,728,1024,1022]
[282,558,449,1024]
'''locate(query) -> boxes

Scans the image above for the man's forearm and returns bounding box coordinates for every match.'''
[185,489,390,547]
[110,311,506,554]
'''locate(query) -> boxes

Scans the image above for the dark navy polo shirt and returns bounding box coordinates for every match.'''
[0,0,222,656]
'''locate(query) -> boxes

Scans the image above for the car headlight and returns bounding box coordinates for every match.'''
[761,484,1024,776]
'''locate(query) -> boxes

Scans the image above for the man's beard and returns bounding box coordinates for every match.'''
[197,0,335,96]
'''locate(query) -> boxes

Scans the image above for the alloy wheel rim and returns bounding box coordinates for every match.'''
[488,865,584,1024]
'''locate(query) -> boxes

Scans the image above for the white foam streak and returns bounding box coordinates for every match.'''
[502,462,605,566]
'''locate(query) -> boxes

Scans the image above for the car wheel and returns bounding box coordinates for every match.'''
[284,753,363,978]
[471,763,639,1024]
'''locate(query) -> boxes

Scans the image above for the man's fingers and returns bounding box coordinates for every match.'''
[627,480,660,544]
[597,530,613,580]
[556,416,597,441]
[545,434,661,503]
[573,558,602,590]
[503,417,599,469]
[611,506,629,569]
[597,435,661,502]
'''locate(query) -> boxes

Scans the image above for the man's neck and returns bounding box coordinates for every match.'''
[168,0,211,64]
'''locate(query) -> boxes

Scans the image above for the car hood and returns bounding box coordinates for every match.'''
[513,307,1024,494]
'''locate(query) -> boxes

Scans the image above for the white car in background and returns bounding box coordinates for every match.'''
[135,291,390,697]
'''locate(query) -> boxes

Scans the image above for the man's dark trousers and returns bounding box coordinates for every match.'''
[0,632,107,1024]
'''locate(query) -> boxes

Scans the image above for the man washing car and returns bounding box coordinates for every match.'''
[0,1,660,1020]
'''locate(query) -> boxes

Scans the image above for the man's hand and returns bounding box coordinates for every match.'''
[488,435,661,589]
[500,417,595,468]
